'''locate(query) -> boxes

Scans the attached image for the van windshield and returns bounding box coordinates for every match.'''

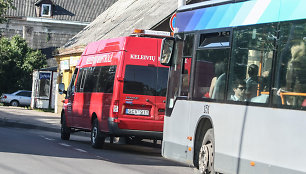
[123,65,169,96]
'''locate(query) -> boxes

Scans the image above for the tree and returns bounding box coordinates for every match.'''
[0,0,15,23]
[0,35,47,93]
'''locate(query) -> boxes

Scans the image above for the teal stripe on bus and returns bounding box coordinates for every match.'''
[175,0,306,32]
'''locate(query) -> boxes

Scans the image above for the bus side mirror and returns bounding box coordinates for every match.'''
[160,38,175,66]
[58,83,67,95]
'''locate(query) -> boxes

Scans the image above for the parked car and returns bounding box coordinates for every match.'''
[0,90,32,107]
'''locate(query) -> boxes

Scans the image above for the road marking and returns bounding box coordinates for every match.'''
[96,156,109,160]
[40,135,55,141]
[59,143,71,147]
[74,148,87,153]
[44,137,55,141]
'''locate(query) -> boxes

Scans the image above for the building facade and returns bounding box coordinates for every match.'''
[1,0,118,66]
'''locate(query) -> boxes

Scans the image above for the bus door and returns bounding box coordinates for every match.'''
[155,39,169,124]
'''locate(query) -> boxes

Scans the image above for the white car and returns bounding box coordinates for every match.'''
[0,90,32,107]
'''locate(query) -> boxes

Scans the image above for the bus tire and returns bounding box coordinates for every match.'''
[91,118,105,148]
[198,128,215,174]
[61,113,71,140]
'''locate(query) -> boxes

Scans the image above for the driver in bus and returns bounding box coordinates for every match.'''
[230,79,247,101]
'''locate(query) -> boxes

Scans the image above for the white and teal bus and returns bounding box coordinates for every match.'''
[160,0,306,173]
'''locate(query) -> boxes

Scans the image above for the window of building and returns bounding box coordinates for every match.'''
[41,4,51,17]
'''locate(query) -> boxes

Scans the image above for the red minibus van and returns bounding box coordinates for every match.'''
[59,30,170,148]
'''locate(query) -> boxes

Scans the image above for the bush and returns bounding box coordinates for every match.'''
[0,35,47,93]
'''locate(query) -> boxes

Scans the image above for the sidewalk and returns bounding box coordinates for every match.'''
[0,106,61,132]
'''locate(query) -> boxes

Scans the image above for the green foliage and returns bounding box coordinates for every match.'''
[0,35,47,93]
[0,0,15,23]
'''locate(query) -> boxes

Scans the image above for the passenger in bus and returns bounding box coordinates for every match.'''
[250,70,271,103]
[230,79,246,101]
[282,41,306,106]
[211,61,226,99]
[286,42,306,91]
[245,64,259,100]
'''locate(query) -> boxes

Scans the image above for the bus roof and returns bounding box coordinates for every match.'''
[175,0,306,33]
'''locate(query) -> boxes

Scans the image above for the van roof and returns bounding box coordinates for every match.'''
[82,36,160,56]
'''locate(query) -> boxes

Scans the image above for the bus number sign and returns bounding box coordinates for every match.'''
[203,105,210,114]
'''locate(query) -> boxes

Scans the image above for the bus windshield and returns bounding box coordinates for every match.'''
[123,65,168,96]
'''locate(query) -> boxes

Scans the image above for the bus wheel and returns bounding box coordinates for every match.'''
[91,118,105,148]
[61,114,71,140]
[198,128,215,174]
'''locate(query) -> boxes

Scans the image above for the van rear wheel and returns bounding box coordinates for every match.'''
[91,118,105,148]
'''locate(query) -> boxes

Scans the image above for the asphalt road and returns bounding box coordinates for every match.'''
[0,127,195,174]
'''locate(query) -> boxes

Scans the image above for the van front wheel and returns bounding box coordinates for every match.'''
[61,114,71,140]
[91,118,105,148]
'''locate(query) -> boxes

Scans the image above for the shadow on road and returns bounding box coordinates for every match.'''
[0,127,187,168]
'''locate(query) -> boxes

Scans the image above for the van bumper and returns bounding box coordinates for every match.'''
[108,117,163,139]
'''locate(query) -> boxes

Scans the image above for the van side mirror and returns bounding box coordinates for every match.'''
[58,83,67,95]
[160,38,175,66]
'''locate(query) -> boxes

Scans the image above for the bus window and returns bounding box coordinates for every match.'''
[194,49,229,100]
[180,33,194,96]
[227,24,276,103]
[193,31,230,100]
[274,20,306,109]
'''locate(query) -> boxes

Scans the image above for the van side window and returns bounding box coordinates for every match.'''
[75,68,85,92]
[67,68,78,97]
[95,66,116,93]
[76,66,116,93]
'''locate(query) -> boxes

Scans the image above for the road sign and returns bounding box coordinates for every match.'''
[169,13,176,32]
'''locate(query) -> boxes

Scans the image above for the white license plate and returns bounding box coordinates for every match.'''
[125,109,149,116]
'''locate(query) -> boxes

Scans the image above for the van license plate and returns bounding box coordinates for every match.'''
[125,109,149,116]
